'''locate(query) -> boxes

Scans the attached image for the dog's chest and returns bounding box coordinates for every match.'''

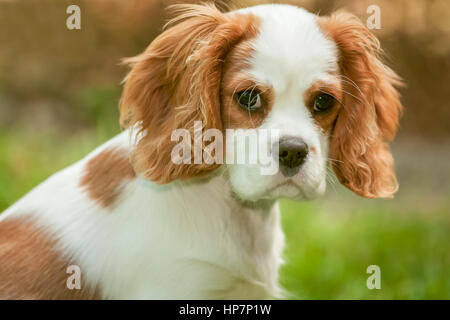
[88,180,284,299]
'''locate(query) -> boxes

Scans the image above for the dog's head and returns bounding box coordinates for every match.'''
[120,3,402,202]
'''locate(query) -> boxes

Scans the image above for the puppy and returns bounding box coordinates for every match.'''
[0,3,402,299]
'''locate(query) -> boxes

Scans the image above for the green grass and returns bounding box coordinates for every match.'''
[0,84,121,210]
[0,127,118,210]
[280,200,450,299]
[1,86,449,299]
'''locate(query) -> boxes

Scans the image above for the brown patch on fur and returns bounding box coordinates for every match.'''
[221,43,274,129]
[303,80,343,132]
[80,148,135,208]
[318,12,403,199]
[0,217,100,299]
[119,3,260,184]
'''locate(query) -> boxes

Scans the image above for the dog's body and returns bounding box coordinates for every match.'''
[0,130,284,299]
[0,4,402,299]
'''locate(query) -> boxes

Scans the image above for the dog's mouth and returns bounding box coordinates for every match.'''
[270,180,301,191]
[262,179,304,199]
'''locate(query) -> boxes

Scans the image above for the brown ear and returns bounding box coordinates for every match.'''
[319,11,403,198]
[119,4,259,184]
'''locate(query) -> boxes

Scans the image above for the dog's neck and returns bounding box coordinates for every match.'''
[137,167,277,215]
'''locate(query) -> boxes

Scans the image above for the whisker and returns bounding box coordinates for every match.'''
[335,75,368,104]
[318,83,363,105]
[247,84,259,128]
[336,74,364,97]
[327,157,344,164]
[325,166,339,194]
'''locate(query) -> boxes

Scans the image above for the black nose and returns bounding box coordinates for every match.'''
[278,137,309,177]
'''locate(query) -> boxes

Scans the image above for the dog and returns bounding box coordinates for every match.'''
[0,3,402,299]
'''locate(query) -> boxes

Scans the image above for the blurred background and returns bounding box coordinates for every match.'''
[0,0,449,299]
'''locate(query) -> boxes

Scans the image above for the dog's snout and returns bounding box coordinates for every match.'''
[277,137,309,176]
[279,138,308,168]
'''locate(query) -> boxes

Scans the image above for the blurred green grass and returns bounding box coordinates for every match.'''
[280,201,450,299]
[0,84,121,210]
[0,86,449,300]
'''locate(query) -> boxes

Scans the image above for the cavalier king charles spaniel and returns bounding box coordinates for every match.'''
[0,3,402,299]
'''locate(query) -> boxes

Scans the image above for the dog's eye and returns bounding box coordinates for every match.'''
[313,93,335,112]
[236,90,262,111]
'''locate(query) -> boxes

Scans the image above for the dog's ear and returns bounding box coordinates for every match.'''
[319,11,403,198]
[119,4,259,184]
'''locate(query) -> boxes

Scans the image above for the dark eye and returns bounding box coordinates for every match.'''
[236,90,262,111]
[313,93,335,112]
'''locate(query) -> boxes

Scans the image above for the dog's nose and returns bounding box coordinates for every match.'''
[278,137,309,176]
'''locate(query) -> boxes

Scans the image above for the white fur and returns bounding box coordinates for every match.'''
[1,4,338,299]
[229,5,338,201]
[1,129,284,299]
